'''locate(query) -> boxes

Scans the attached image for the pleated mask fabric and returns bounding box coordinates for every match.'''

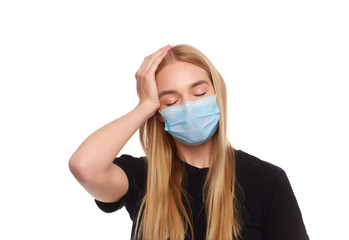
[160,95,220,145]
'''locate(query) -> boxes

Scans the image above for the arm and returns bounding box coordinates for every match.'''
[69,45,171,203]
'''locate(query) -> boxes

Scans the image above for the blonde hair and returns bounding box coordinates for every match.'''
[137,44,242,240]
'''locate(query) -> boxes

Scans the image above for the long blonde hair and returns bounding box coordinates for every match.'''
[137,44,242,240]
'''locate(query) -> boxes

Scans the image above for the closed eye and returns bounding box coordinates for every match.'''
[166,100,178,106]
[194,92,206,97]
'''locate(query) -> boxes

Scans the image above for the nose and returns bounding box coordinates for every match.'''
[181,95,191,103]
[181,94,197,104]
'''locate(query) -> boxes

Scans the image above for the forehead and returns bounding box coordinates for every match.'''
[156,61,211,90]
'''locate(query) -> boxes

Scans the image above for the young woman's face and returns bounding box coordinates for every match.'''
[156,61,216,110]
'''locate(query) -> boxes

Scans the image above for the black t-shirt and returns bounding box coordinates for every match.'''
[95,149,309,240]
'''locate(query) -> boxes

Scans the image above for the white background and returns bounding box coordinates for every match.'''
[0,1,348,239]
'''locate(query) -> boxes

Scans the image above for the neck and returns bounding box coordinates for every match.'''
[174,138,212,169]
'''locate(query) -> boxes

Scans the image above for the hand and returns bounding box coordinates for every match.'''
[135,45,171,109]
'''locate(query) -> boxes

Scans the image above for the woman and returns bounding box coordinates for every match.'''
[69,44,309,240]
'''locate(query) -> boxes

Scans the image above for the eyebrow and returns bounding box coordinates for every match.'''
[159,80,209,98]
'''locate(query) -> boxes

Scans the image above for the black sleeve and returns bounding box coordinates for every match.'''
[264,170,309,240]
[94,154,147,215]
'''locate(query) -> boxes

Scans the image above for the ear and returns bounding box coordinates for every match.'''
[156,110,165,123]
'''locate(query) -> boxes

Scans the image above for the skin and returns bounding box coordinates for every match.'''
[69,45,215,204]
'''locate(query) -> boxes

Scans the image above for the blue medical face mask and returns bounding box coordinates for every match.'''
[160,95,220,145]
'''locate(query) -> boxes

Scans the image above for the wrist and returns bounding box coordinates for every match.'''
[136,100,160,119]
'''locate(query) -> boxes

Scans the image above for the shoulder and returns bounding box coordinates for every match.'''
[113,154,147,170]
[235,149,285,180]
[112,154,147,190]
[234,149,287,199]
[234,150,309,239]
[112,154,147,177]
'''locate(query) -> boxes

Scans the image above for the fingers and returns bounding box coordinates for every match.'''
[144,45,171,71]
[135,45,171,105]
[136,45,171,80]
[147,48,170,74]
